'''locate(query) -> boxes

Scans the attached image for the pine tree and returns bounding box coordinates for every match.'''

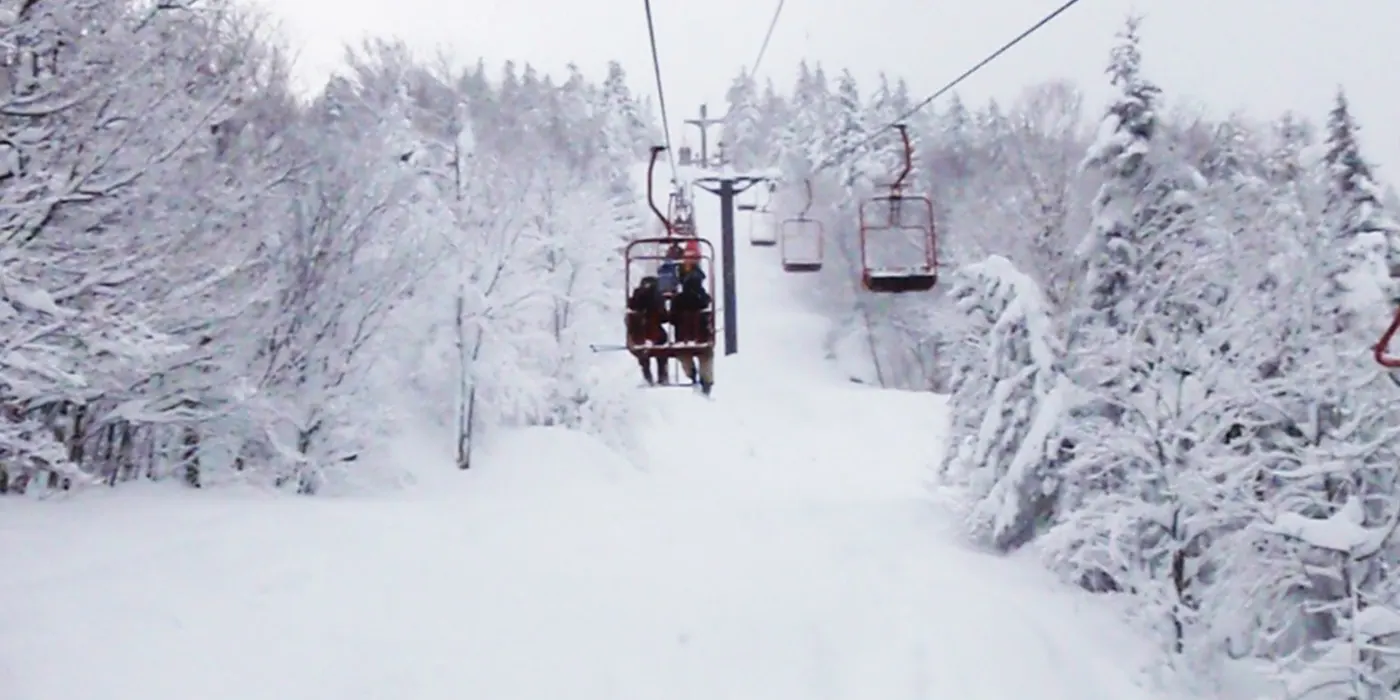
[932,95,976,184]
[940,255,1071,552]
[599,60,648,162]
[827,69,867,191]
[1047,19,1232,657]
[1072,15,1164,343]
[721,69,763,168]
[593,61,648,194]
[870,73,912,120]
[1319,88,1400,334]
[776,61,828,175]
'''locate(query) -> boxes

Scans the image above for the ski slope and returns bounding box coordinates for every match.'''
[0,164,1168,700]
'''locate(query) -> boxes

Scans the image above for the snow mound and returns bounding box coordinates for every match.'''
[462,425,642,497]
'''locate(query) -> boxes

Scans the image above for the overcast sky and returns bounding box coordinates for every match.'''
[252,0,1400,184]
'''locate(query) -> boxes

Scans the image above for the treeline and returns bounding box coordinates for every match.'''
[720,17,1400,696]
[0,0,653,495]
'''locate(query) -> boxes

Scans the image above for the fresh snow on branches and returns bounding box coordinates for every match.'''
[710,12,1400,695]
[0,3,652,494]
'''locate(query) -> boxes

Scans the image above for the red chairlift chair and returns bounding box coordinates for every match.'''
[624,146,716,391]
[858,124,937,293]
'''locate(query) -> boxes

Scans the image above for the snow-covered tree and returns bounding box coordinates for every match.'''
[598,61,648,164]
[695,14,1400,688]
[940,255,1071,552]
[0,0,280,491]
[1318,89,1400,335]
[0,5,663,495]
[721,69,765,168]
[826,69,869,191]
[775,61,829,174]
[996,81,1089,303]
[1070,16,1170,345]
[1258,496,1400,700]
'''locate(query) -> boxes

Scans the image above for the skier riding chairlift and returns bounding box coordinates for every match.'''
[625,276,668,385]
[669,251,713,393]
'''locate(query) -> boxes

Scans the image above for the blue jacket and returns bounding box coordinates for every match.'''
[657,261,681,293]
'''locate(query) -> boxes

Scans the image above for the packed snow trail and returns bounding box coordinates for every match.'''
[0,164,1164,700]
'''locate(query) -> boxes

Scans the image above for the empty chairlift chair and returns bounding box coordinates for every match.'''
[745,181,778,246]
[858,124,938,293]
[668,189,699,237]
[780,179,823,272]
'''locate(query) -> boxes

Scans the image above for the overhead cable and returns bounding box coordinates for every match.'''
[814,0,1086,174]
[643,0,679,175]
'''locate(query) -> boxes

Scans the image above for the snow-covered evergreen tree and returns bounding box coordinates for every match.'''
[1319,89,1400,335]
[1041,17,1246,659]
[826,69,869,191]
[941,256,1070,552]
[1258,495,1400,700]
[668,13,1400,688]
[598,61,648,166]
[775,61,829,175]
[0,6,658,494]
[721,69,765,169]
[1070,16,1167,346]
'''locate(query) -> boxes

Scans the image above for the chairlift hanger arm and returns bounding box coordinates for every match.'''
[889,124,912,195]
[1376,307,1400,367]
[647,146,673,235]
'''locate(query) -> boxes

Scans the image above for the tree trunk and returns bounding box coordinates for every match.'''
[454,287,471,469]
[861,303,888,387]
[181,424,201,488]
[67,403,87,466]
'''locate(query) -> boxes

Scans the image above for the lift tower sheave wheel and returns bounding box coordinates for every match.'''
[858,124,938,293]
[780,179,823,272]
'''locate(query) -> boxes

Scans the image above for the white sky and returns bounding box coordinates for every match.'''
[252,0,1400,184]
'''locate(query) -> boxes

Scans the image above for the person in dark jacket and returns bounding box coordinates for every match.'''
[668,259,713,394]
[673,260,709,309]
[626,276,669,384]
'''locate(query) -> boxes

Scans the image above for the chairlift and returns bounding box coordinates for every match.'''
[624,146,716,391]
[668,188,697,237]
[858,124,937,293]
[780,179,822,272]
[748,180,777,246]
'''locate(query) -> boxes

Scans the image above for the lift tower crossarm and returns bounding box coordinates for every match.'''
[693,173,767,355]
[683,104,727,167]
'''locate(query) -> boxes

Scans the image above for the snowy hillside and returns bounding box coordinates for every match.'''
[0,157,1184,700]
[12,8,1400,696]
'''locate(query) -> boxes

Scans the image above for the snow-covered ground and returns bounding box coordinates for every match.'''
[0,162,1171,700]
